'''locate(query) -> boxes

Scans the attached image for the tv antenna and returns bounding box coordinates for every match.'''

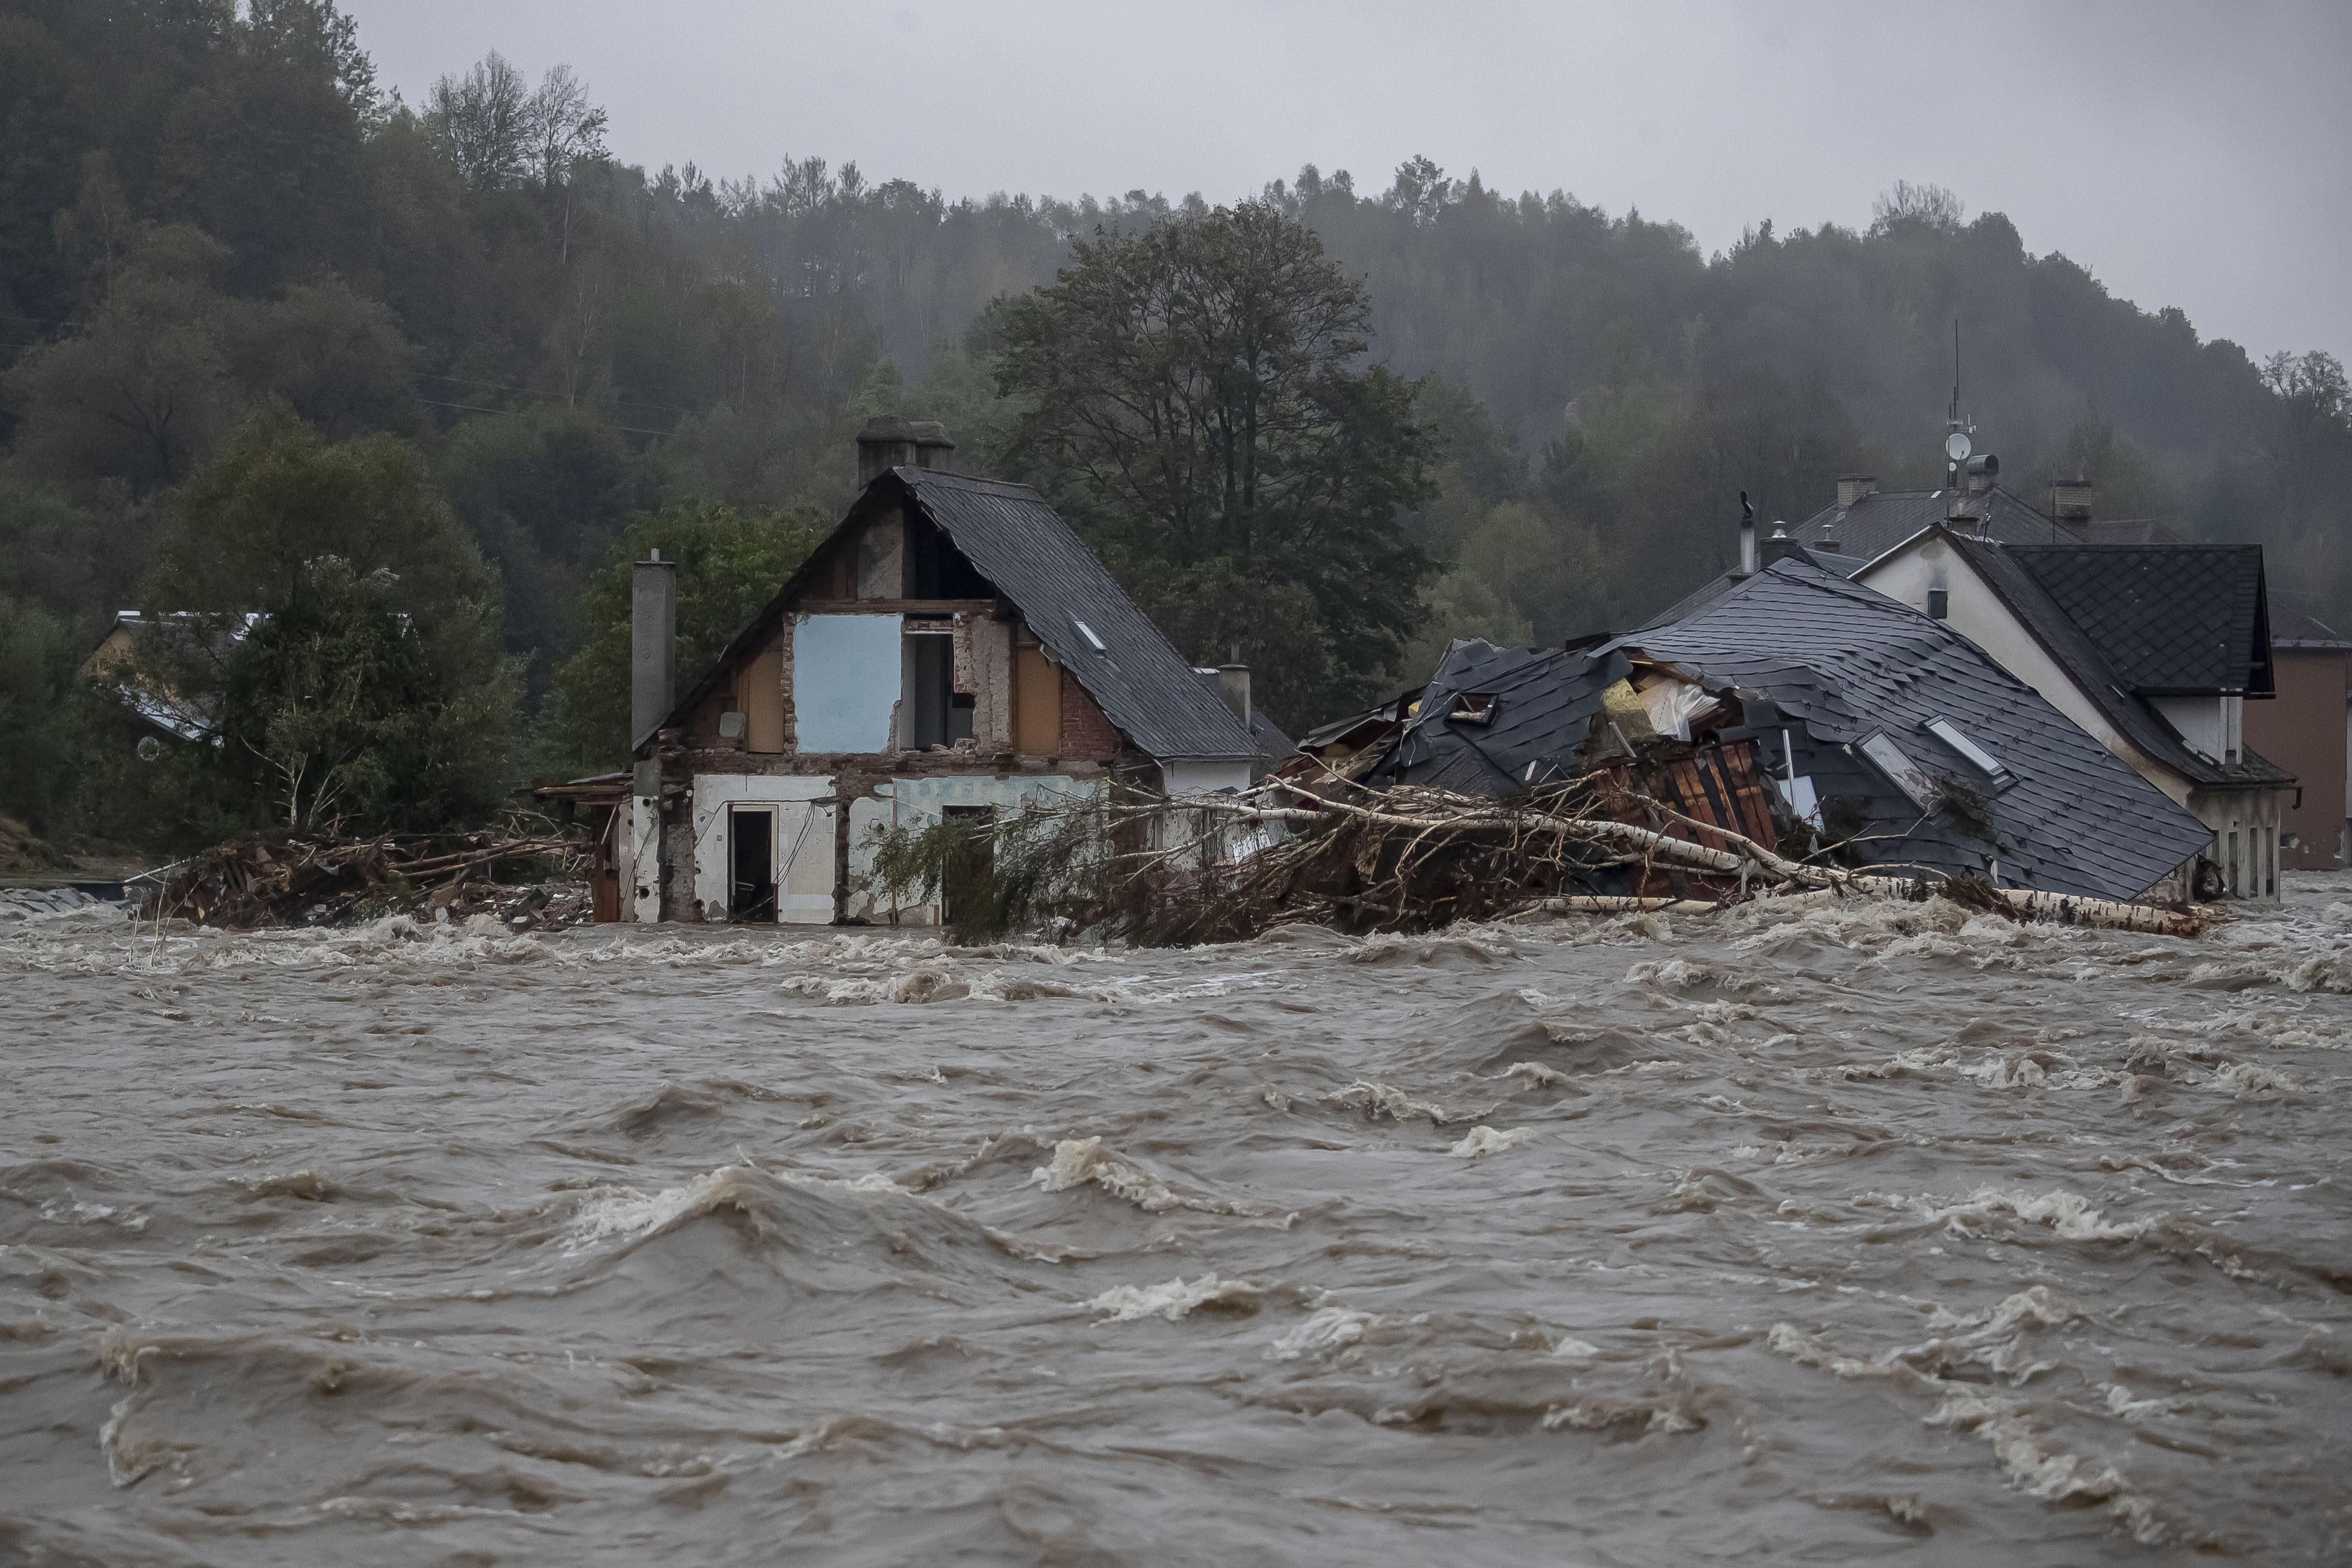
[1945,320,1974,482]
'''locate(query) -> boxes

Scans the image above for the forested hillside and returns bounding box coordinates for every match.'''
[5,0,2349,845]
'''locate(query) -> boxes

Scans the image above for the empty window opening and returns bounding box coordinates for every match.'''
[1450,691,1498,724]
[906,629,955,749]
[729,806,777,923]
[2227,829,2240,898]
[907,516,994,599]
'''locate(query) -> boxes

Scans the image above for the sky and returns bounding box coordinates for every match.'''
[344,0,2352,367]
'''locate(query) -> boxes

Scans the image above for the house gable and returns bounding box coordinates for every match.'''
[655,468,1250,770]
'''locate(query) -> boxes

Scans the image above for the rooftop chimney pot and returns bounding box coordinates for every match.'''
[909,420,957,472]
[1737,491,1757,576]
[1836,473,1878,507]
[2051,476,2093,528]
[1964,452,2000,495]
[1215,664,1252,728]
[856,414,922,487]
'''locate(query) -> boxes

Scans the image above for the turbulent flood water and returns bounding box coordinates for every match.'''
[4,881,2351,1567]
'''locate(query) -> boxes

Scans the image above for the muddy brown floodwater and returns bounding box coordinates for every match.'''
[3,879,2351,1566]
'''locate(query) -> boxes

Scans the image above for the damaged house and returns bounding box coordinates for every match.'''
[1349,558,2214,907]
[619,418,1269,924]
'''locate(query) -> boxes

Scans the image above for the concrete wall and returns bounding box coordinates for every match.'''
[2245,648,2349,868]
[792,614,903,752]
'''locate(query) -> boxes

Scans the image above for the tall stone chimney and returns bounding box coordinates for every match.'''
[856,415,921,487]
[2051,476,2093,528]
[1216,664,1252,728]
[1836,474,1877,507]
[631,549,677,759]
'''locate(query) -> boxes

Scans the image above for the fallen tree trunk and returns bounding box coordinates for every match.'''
[1232,780,2205,938]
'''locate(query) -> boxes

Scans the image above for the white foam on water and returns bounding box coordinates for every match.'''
[1088,1273,1261,1322]
[1448,1125,1533,1159]
[1267,1306,1378,1361]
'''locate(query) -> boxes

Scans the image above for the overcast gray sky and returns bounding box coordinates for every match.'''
[345,0,2352,366]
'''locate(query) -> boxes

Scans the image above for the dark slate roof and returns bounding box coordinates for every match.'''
[1936,534,2291,790]
[1621,561,2215,901]
[663,469,1259,762]
[2080,518,2187,546]
[1635,545,1868,632]
[2269,593,2352,651]
[1790,484,2083,562]
[907,470,1259,760]
[1380,640,1629,794]
[2004,544,2272,695]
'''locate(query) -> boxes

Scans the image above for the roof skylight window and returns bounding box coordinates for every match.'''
[1857,730,1939,810]
[1072,616,1107,652]
[1923,716,2012,784]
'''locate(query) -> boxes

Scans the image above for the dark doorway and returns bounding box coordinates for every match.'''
[729,806,776,922]
[941,804,997,929]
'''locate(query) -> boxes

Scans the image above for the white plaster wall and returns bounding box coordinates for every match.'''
[1857,543,2191,806]
[792,614,903,753]
[690,773,835,922]
[2152,696,2227,763]
[628,797,663,923]
[853,775,1101,925]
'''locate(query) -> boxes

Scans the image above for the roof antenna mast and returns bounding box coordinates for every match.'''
[1944,319,1973,490]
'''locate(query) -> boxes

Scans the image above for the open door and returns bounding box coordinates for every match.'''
[728,805,777,922]
[940,804,996,928]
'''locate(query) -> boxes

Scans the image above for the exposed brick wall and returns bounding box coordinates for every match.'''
[1060,668,1124,759]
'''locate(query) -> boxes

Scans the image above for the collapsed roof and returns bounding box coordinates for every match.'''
[1370,560,2212,903]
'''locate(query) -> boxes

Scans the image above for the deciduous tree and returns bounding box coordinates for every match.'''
[994,201,1434,726]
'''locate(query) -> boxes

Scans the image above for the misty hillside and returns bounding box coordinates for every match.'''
[6,0,2349,697]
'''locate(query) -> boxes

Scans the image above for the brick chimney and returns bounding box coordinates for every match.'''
[2051,476,2093,528]
[1836,474,1877,507]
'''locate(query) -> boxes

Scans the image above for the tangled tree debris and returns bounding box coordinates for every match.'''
[860,776,2210,947]
[135,822,591,931]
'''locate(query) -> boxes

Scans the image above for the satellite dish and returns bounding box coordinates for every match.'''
[1945,431,1972,462]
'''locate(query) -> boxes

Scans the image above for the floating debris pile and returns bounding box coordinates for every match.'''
[136,825,589,930]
